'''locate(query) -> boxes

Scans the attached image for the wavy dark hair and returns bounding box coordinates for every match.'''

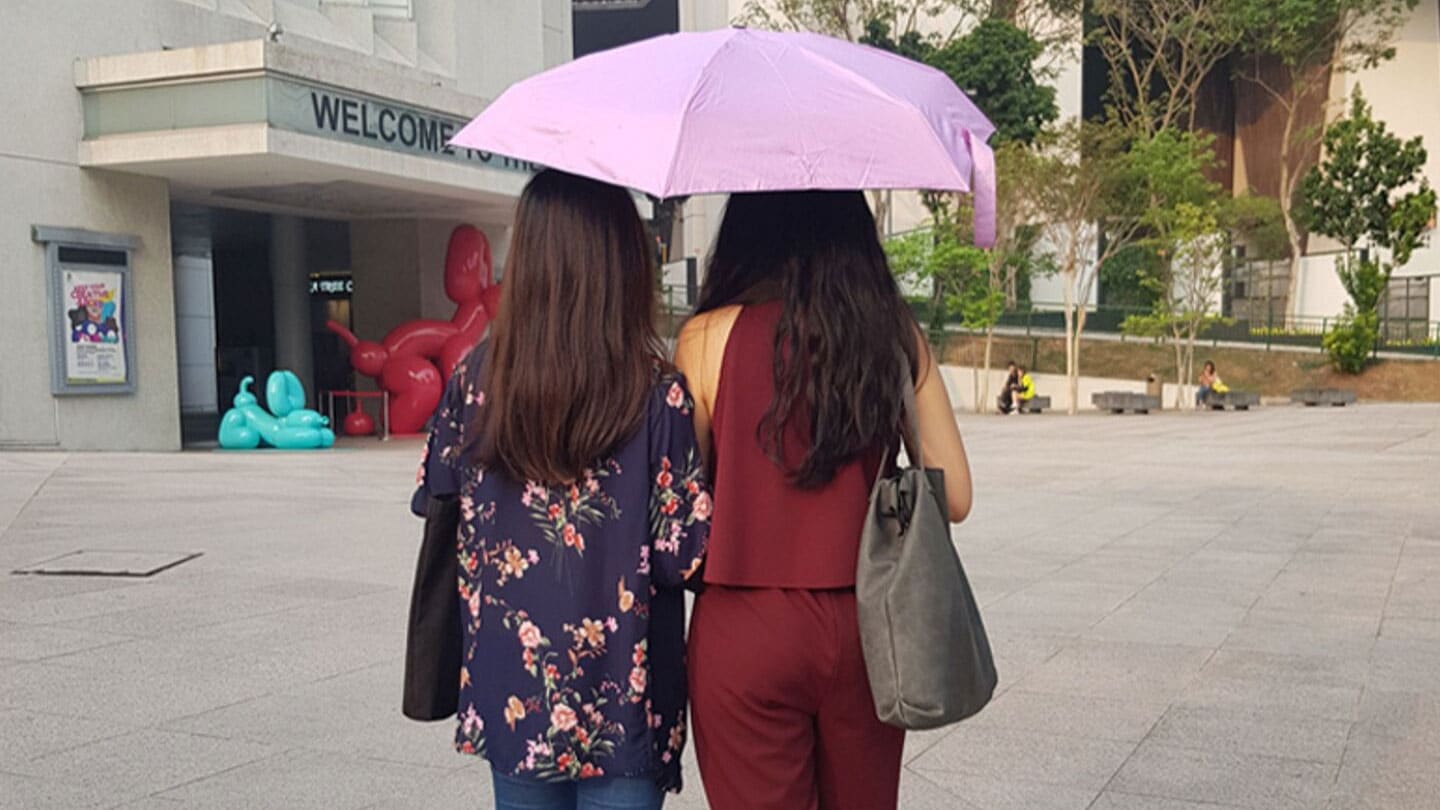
[475,170,664,483]
[696,190,919,488]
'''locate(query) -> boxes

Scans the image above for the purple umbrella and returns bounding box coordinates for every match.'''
[450,28,997,246]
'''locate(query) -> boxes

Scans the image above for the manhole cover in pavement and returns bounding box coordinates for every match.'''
[11,550,202,578]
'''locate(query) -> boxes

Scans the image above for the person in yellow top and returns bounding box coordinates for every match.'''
[1196,360,1228,407]
[1013,366,1037,414]
[998,362,1037,414]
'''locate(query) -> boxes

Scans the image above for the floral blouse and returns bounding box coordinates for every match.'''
[412,350,710,791]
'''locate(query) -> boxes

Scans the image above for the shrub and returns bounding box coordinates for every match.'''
[1323,309,1379,374]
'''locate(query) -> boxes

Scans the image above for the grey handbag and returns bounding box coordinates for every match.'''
[856,376,997,730]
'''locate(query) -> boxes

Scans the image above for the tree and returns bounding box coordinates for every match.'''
[1230,0,1419,319]
[1298,89,1436,372]
[1122,203,1230,408]
[741,0,1080,53]
[1089,0,1244,135]
[885,210,990,336]
[1021,122,1219,413]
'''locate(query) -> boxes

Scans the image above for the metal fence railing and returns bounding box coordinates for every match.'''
[910,299,1440,359]
[664,285,1440,358]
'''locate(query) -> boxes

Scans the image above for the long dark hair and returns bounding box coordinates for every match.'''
[696,190,918,488]
[476,170,663,483]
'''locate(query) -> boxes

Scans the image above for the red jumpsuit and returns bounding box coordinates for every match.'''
[689,301,905,810]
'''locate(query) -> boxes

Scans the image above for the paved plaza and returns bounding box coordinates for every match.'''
[1,403,1438,809]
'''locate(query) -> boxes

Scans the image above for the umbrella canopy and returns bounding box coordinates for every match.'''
[451,27,997,246]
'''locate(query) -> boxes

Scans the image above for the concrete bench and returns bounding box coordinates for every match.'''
[1291,388,1357,407]
[1092,391,1159,414]
[1203,391,1260,410]
[1019,395,1051,414]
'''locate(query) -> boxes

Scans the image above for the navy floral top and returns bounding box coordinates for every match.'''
[412,350,710,791]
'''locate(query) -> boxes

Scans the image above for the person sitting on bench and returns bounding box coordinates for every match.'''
[1196,360,1229,407]
[998,361,1021,414]
[999,364,1038,415]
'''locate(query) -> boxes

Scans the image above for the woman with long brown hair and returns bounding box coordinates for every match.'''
[675,190,973,810]
[414,170,710,810]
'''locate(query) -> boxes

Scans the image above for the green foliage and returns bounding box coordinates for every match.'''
[863,18,1057,145]
[1335,256,1389,315]
[1299,89,1438,372]
[1323,307,1379,374]
[1100,245,1163,309]
[1226,195,1290,261]
[1299,90,1435,263]
[885,225,990,334]
[930,20,1058,145]
[1229,0,1418,72]
[1108,128,1224,241]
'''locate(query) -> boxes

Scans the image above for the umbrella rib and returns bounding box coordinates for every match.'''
[791,45,978,191]
[658,32,745,198]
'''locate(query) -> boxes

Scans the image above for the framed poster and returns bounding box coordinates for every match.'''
[34,226,139,395]
[62,268,128,384]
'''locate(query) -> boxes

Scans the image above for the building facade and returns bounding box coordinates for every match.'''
[1,0,571,451]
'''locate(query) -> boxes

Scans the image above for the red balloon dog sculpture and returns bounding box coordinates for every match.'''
[326,225,502,434]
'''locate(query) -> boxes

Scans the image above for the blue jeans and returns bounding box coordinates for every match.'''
[1196,386,1212,406]
[491,770,664,810]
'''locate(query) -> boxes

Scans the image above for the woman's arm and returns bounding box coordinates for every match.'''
[911,330,973,523]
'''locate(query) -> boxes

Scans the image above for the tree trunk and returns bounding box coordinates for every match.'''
[1184,328,1197,412]
[1172,325,1187,410]
[1071,305,1086,415]
[1278,96,1306,324]
[1063,271,1078,415]
[981,327,995,415]
[971,340,981,415]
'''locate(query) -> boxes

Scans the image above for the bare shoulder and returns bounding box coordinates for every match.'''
[676,306,743,366]
[675,306,743,413]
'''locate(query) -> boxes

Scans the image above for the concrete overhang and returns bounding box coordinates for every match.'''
[75,40,532,221]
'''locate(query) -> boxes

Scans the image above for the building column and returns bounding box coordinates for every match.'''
[270,215,314,398]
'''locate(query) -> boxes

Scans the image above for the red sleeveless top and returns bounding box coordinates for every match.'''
[703,301,885,589]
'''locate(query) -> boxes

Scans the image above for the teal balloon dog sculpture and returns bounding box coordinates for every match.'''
[218,371,336,450]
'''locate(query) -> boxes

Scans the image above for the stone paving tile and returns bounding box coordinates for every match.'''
[958,689,1168,743]
[1014,639,1215,704]
[906,770,1099,810]
[1091,792,1255,809]
[0,707,140,765]
[0,620,130,661]
[1178,648,1368,721]
[6,729,275,808]
[161,690,465,772]
[355,766,496,810]
[1221,607,1381,659]
[0,771,103,810]
[1366,637,1440,694]
[1108,742,1339,810]
[1084,593,1248,648]
[907,727,1135,791]
[1146,705,1353,764]
[156,750,457,809]
[1328,730,1440,809]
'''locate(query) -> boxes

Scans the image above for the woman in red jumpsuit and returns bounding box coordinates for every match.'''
[675,191,975,810]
